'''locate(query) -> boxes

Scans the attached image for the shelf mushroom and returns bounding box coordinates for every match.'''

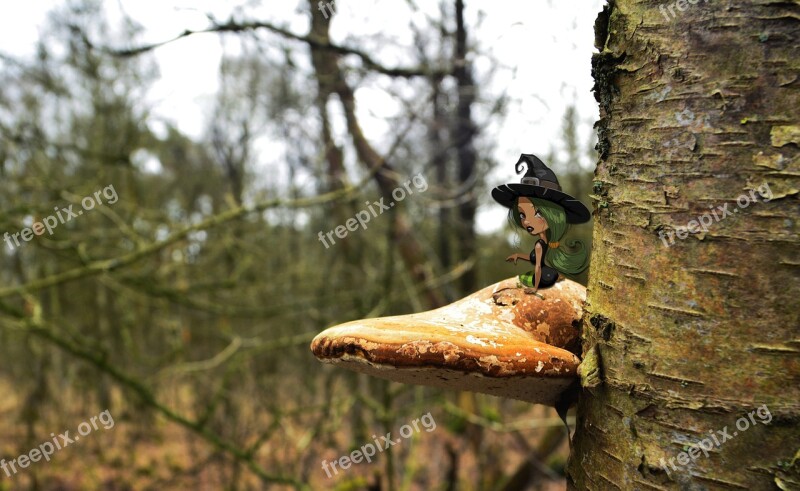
[310,277,585,407]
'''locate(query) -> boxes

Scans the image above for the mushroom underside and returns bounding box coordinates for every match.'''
[324,355,577,407]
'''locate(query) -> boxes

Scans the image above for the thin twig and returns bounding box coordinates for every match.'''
[94,19,450,79]
[4,316,310,489]
[0,165,383,300]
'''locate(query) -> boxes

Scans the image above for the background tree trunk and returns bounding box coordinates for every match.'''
[453,0,479,294]
[307,0,446,309]
[568,1,799,489]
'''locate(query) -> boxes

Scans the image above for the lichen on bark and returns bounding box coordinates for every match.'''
[568,1,800,489]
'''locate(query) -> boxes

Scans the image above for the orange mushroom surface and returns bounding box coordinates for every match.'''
[311,277,586,406]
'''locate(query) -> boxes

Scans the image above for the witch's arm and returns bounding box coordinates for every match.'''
[506,253,530,264]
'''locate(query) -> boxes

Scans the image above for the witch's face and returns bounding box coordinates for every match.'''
[517,197,548,236]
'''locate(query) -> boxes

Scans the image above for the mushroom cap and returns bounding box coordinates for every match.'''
[311,277,585,406]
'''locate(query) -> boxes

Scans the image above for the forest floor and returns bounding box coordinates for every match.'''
[0,379,569,491]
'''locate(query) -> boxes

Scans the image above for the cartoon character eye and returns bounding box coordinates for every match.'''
[519,212,525,220]
[535,211,543,218]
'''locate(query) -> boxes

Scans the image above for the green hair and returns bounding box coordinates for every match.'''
[508,197,589,276]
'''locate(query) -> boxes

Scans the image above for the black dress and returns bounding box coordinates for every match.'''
[526,239,558,288]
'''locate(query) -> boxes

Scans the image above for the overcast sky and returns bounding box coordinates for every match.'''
[0,0,605,233]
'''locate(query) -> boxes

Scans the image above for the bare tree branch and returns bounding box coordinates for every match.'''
[0,164,384,299]
[94,18,450,79]
[8,316,310,489]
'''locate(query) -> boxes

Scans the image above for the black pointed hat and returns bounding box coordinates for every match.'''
[491,154,591,224]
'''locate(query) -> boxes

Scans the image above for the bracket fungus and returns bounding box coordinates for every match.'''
[311,277,585,407]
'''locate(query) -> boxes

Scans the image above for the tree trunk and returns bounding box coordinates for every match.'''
[430,79,452,280]
[308,1,357,266]
[453,0,479,294]
[568,1,800,490]
[306,0,447,309]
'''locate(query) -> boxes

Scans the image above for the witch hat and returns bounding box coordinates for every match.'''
[491,154,591,224]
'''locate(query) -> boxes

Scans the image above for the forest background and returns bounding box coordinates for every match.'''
[0,1,603,489]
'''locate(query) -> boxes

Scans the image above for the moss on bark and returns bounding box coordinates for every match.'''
[568,1,800,489]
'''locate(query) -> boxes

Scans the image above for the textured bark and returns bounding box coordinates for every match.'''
[568,1,800,490]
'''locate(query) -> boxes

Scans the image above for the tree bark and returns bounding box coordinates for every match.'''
[568,1,800,489]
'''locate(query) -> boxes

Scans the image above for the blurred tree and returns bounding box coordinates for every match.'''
[453,0,479,295]
[0,1,598,489]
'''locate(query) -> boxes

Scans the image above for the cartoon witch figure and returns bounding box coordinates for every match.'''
[492,154,591,293]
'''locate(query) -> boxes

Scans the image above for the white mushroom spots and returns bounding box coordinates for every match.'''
[310,276,587,406]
